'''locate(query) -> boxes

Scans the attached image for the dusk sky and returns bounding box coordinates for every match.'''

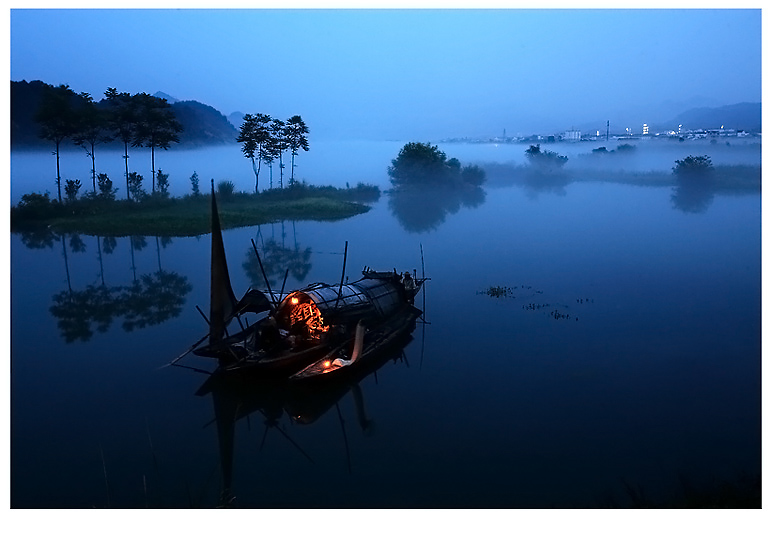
[9,7,762,141]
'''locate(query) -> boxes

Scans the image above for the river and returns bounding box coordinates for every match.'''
[10,138,761,507]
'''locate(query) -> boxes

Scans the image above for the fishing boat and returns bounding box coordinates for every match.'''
[186,184,427,379]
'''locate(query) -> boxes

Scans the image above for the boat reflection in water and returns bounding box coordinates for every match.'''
[194,328,416,506]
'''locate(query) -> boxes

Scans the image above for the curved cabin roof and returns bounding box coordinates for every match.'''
[278,277,407,326]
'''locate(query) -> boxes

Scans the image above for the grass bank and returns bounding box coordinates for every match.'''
[11,182,380,237]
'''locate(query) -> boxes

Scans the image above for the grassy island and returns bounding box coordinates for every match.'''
[11,181,380,237]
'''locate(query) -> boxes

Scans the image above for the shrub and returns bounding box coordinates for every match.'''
[97,173,117,201]
[128,172,147,201]
[190,171,200,197]
[673,155,714,179]
[388,142,487,188]
[64,178,82,202]
[525,144,568,171]
[217,180,236,198]
[157,169,170,197]
[16,192,58,219]
[461,165,486,186]
[388,142,449,186]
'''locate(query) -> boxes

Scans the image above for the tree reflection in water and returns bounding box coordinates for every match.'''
[671,178,716,214]
[387,185,486,233]
[47,233,192,343]
[242,221,312,289]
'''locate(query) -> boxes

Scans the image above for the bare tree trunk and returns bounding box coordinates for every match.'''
[279,151,284,188]
[123,140,130,200]
[55,140,62,202]
[251,157,260,193]
[90,142,97,193]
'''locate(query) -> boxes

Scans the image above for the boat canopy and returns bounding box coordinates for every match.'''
[275,277,407,331]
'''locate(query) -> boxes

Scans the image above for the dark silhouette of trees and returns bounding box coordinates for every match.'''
[270,118,289,188]
[104,88,139,200]
[262,136,280,189]
[386,142,487,232]
[673,155,714,178]
[524,144,568,172]
[97,173,118,201]
[671,155,716,213]
[235,113,310,191]
[132,93,182,192]
[285,115,310,183]
[34,84,81,202]
[156,169,170,197]
[189,171,201,196]
[64,179,82,202]
[128,172,146,202]
[388,142,449,186]
[35,86,182,200]
[71,92,113,193]
[388,142,487,188]
[237,113,273,193]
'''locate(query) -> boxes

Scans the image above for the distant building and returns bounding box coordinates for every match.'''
[642,123,649,135]
[564,129,581,141]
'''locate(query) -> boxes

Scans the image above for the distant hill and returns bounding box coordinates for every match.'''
[661,102,761,133]
[228,111,245,130]
[10,80,50,147]
[170,100,239,147]
[11,80,239,149]
[153,91,178,104]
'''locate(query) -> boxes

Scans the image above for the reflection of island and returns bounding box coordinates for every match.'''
[481,161,761,211]
[47,233,192,342]
[194,331,415,507]
[242,222,312,288]
[387,185,486,233]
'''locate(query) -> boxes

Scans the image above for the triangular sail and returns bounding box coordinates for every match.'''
[209,184,238,344]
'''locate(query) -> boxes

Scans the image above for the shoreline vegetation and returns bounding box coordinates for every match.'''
[482,162,761,192]
[11,181,380,237]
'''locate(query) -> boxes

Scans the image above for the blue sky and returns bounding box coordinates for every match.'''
[9,7,762,140]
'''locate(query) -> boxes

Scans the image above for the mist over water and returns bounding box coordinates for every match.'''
[10,138,761,204]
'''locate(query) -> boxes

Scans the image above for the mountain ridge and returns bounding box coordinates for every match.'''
[11,79,761,148]
[11,80,238,149]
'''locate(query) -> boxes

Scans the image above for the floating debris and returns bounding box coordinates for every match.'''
[478,285,516,298]
[479,283,595,324]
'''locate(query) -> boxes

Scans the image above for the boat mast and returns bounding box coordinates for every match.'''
[334,241,348,309]
[209,181,238,344]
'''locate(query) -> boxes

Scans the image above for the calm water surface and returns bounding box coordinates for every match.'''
[11,142,761,508]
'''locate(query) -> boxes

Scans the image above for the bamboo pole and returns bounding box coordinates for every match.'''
[334,241,348,310]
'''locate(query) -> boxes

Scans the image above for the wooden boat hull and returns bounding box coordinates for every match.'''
[290,305,421,381]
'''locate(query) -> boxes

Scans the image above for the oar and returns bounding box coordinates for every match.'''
[157,332,211,369]
[251,238,277,307]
